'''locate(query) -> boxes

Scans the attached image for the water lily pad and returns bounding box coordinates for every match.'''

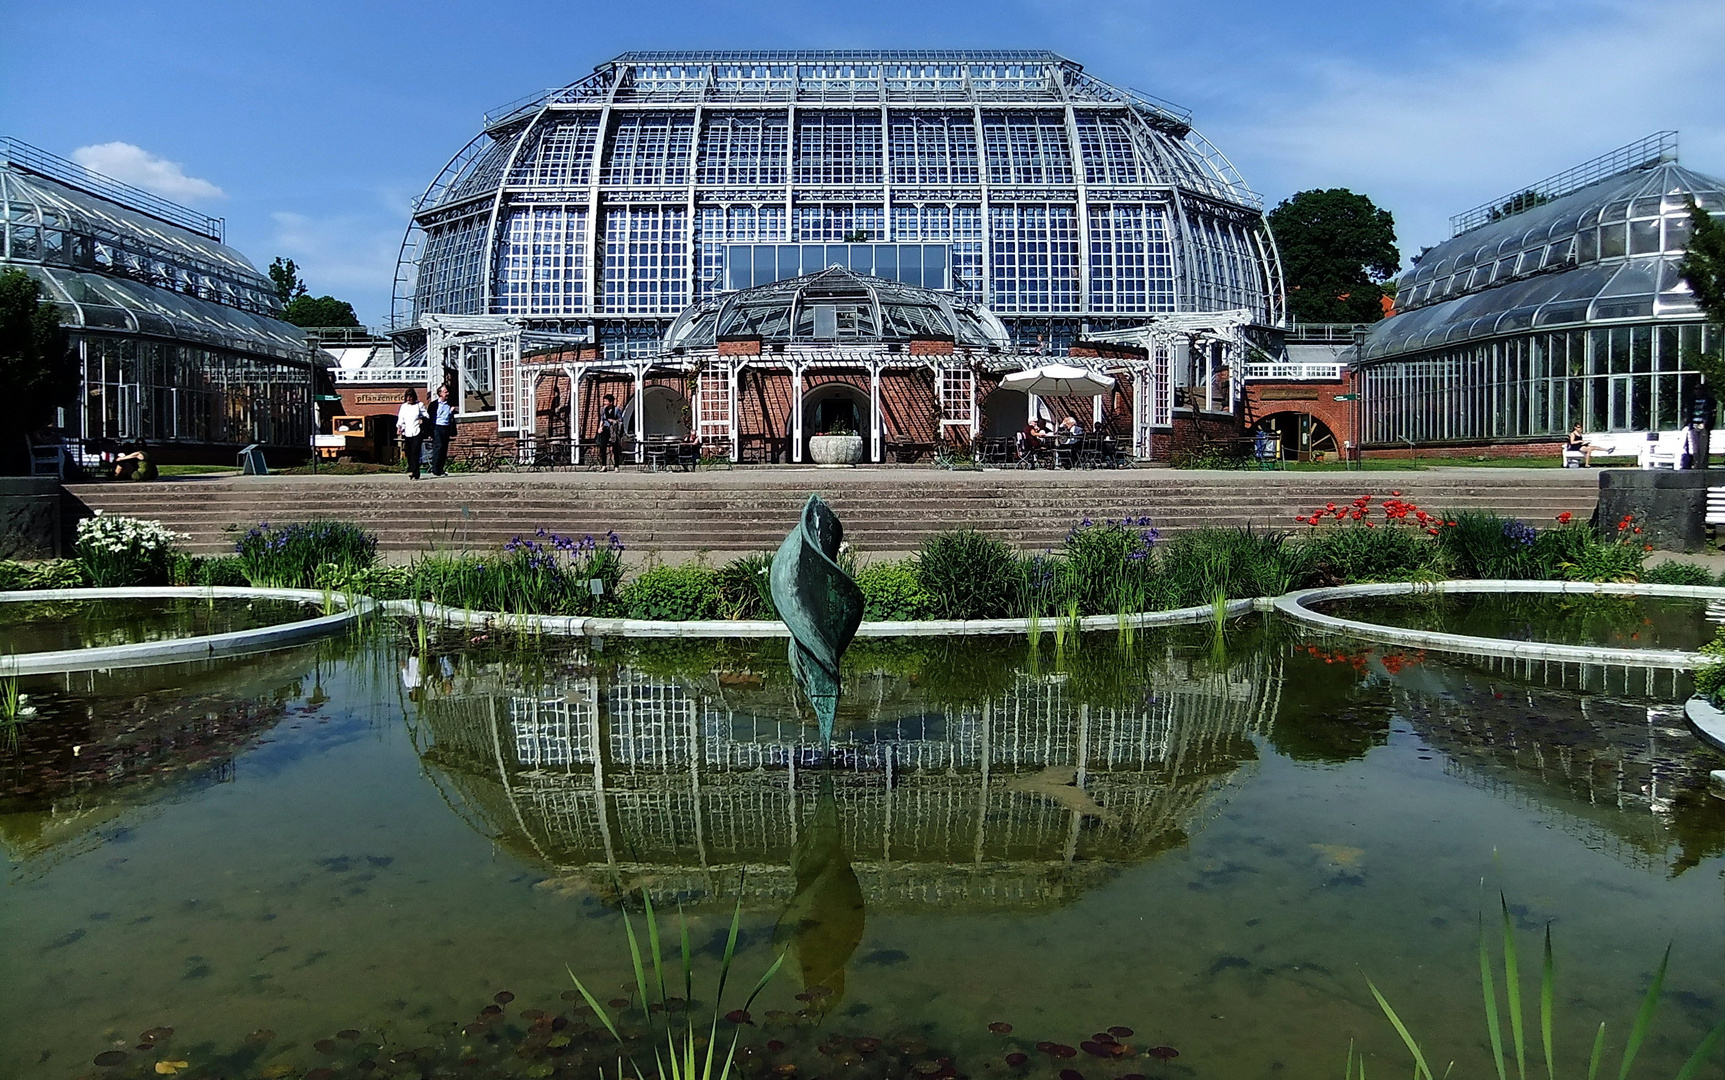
[765,1040,786,1053]
[520,1009,546,1022]
[140,1027,175,1042]
[314,1038,339,1054]
[494,991,515,1005]
[772,1065,797,1077]
[606,999,629,1010]
[1005,1053,1029,1067]
[726,1010,752,1024]
[260,1064,295,1079]
[853,1038,881,1054]
[1051,1044,1077,1059]
[93,1051,127,1067]
[245,1030,277,1045]
[1108,1027,1134,1039]
[989,1022,1013,1034]
[914,1060,941,1075]
[1080,1042,1112,1058]
[1148,1046,1179,1061]
[1060,1069,1084,1080]
[154,1062,190,1076]
[337,1029,362,1040]
[1090,1033,1117,1045]
[479,1005,503,1017]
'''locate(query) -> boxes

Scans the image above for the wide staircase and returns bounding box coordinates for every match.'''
[65,469,1602,559]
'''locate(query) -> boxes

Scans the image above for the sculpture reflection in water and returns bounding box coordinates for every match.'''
[775,772,866,1011]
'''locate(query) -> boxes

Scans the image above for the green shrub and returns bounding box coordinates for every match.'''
[1695,625,1725,701]
[74,514,184,586]
[1435,511,1543,578]
[409,532,625,617]
[621,564,720,621]
[234,520,378,588]
[855,560,934,621]
[1157,526,1300,608]
[0,559,87,590]
[713,553,777,620]
[1640,561,1715,586]
[916,530,1022,619]
[190,555,249,587]
[1060,518,1157,615]
[1295,521,1444,585]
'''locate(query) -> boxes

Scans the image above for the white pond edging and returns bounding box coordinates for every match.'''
[1684,694,1725,755]
[0,586,372,676]
[1276,579,1725,670]
[378,597,1262,639]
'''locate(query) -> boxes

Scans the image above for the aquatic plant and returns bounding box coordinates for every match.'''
[411,530,625,616]
[915,529,1022,620]
[1362,894,1725,1080]
[568,889,785,1080]
[74,512,185,586]
[234,519,378,589]
[1060,516,1157,616]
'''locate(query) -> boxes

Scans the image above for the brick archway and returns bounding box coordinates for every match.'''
[1254,410,1340,461]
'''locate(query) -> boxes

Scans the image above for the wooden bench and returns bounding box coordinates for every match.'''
[1706,486,1725,532]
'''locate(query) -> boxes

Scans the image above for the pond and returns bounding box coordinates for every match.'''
[1314,592,1721,652]
[2,618,1723,1080]
[0,597,323,655]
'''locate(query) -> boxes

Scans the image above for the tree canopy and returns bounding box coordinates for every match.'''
[0,269,77,470]
[282,294,361,328]
[1266,188,1400,324]
[267,256,360,328]
[1680,197,1725,329]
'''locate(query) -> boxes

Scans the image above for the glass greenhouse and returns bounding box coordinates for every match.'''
[0,139,314,454]
[1355,134,1725,449]
[395,49,1283,360]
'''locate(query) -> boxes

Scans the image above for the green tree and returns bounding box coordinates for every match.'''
[267,256,306,305]
[281,294,360,328]
[1679,197,1725,467]
[0,270,77,473]
[1267,188,1400,324]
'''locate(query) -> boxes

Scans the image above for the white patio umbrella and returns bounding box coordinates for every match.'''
[1001,364,1113,396]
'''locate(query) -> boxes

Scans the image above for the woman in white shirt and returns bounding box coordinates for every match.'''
[396,388,429,480]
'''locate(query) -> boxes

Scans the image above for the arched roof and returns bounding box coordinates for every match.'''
[1361,162,1725,362]
[662,267,1011,349]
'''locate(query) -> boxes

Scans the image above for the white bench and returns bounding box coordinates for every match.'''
[1635,430,1688,469]
[1562,432,1616,467]
[1707,486,1725,529]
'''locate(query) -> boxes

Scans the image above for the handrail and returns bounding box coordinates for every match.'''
[1,136,224,241]
[1449,131,1677,237]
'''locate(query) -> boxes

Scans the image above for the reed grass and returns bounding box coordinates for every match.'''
[568,888,785,1080]
[1363,893,1725,1080]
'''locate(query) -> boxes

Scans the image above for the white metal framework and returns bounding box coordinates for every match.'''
[395,50,1284,360]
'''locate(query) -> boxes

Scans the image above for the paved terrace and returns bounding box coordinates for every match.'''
[66,466,1602,561]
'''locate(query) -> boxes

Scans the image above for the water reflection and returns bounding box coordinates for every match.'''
[410,636,1281,915]
[776,771,865,1008]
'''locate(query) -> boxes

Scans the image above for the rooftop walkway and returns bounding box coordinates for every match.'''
[66,467,1602,560]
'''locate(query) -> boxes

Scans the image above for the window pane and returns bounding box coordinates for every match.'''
[1599,224,1627,258]
[1629,218,1660,255]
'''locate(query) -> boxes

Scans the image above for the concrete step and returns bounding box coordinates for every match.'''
[66,470,1602,558]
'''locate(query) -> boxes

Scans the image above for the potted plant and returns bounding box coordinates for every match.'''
[809,422,865,466]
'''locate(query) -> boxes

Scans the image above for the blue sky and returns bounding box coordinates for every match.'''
[5,0,1722,325]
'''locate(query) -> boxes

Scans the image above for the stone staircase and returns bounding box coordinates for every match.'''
[65,468,1601,559]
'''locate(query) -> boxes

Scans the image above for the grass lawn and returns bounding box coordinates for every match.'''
[157,464,241,476]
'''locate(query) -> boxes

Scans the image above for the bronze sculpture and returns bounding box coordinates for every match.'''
[769,494,864,744]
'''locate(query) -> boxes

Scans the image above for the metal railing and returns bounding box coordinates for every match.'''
[332,364,429,385]
[1449,131,1677,236]
[1284,322,1368,343]
[1,137,225,241]
[1240,362,1344,381]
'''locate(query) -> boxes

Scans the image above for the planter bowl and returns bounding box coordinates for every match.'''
[809,434,865,466]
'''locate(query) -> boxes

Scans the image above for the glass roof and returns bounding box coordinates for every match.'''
[22,263,310,363]
[1,166,282,317]
[1360,162,1725,361]
[663,267,1011,350]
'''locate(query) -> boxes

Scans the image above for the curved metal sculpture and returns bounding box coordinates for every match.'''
[770,494,864,743]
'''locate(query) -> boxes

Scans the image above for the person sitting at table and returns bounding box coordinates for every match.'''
[1059,416,1085,441]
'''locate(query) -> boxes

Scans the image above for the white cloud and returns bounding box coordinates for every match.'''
[1218,0,1725,259]
[269,210,402,322]
[70,142,226,203]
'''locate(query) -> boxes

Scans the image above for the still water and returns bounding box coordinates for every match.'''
[3,618,1723,1080]
[1315,593,1720,652]
[0,597,321,654]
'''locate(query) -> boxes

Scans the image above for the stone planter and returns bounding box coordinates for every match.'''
[808,434,865,467]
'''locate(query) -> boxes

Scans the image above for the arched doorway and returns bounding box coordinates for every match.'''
[980,387,1029,440]
[1255,411,1338,461]
[624,385,691,439]
[799,383,872,462]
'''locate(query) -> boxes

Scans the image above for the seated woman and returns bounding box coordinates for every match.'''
[1564,424,1603,467]
[111,442,157,481]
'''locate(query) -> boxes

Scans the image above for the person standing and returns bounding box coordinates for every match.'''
[596,393,625,471]
[428,384,456,477]
[396,388,428,480]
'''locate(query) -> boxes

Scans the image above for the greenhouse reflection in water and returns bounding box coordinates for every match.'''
[2,622,1722,1080]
